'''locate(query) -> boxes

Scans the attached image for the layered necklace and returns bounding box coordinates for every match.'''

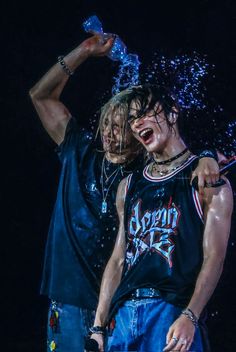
[100,155,124,214]
[151,148,190,176]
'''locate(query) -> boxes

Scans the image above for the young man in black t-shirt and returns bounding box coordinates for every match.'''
[30,36,221,352]
[91,85,233,352]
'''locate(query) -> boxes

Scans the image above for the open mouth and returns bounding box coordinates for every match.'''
[139,128,154,143]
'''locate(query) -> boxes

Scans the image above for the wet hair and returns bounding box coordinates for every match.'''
[98,89,142,154]
[98,84,180,155]
[125,84,180,131]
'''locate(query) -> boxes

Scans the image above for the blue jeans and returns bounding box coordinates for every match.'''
[107,298,203,352]
[47,300,95,352]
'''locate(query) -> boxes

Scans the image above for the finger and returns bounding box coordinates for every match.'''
[197,174,204,195]
[186,340,192,351]
[208,169,219,184]
[163,338,179,351]
[212,165,220,181]
[177,337,189,352]
[205,175,212,187]
[174,341,184,351]
[180,343,188,352]
[190,172,196,185]
[166,328,173,345]
[210,174,217,185]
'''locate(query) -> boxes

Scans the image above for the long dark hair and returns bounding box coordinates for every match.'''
[125,84,181,131]
[97,84,181,156]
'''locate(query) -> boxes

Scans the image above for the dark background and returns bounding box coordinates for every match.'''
[2,0,236,351]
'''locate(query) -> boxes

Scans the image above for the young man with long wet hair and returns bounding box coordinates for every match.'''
[91,85,233,352]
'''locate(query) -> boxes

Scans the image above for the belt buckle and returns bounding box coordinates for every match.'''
[149,288,154,297]
[131,287,159,300]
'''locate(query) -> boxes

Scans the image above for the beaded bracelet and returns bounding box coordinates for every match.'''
[89,325,106,335]
[181,308,198,328]
[57,56,74,76]
[198,149,218,162]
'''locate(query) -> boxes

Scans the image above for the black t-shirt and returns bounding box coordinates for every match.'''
[109,156,204,318]
[40,117,141,309]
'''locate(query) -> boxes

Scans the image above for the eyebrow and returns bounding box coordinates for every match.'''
[128,114,138,121]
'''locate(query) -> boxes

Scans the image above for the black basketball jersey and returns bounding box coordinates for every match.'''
[109,155,204,318]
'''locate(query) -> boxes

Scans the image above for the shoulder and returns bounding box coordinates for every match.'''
[56,117,94,155]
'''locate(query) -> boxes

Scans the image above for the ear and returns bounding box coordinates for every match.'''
[168,110,178,124]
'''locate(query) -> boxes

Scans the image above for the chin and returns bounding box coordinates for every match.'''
[142,143,158,153]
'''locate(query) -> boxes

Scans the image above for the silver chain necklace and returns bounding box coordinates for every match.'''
[151,153,192,177]
[100,155,123,213]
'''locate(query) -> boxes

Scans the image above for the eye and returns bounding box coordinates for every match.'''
[128,115,137,124]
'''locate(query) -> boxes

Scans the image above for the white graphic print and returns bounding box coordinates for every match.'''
[126,199,180,268]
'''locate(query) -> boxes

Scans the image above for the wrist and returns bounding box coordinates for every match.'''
[181,307,199,328]
[57,56,74,76]
[89,325,106,336]
[198,149,218,162]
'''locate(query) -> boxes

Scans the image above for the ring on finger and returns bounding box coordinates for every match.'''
[172,336,179,343]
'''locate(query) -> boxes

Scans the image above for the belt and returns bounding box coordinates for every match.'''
[130,288,160,299]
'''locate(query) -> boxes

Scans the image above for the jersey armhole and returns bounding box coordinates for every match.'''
[124,174,133,200]
[192,187,204,223]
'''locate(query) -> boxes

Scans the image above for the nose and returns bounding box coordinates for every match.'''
[130,116,145,131]
[103,124,111,137]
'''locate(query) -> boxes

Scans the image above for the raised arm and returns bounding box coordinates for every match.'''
[164,178,233,351]
[29,35,114,144]
[90,178,127,351]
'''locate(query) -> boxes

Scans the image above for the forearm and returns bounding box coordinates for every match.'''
[187,253,225,318]
[94,256,124,327]
[29,43,90,101]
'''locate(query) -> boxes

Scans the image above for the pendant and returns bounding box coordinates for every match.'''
[102,201,107,213]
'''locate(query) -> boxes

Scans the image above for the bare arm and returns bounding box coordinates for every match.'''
[187,177,233,314]
[164,177,233,351]
[91,178,127,351]
[29,35,114,144]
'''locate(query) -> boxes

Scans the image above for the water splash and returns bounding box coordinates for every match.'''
[83,16,235,158]
[112,54,141,95]
[218,119,236,156]
[83,15,141,95]
[143,52,210,110]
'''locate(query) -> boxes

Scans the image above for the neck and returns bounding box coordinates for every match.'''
[105,150,138,165]
[152,138,187,163]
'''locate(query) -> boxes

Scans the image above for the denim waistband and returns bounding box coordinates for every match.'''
[130,287,160,299]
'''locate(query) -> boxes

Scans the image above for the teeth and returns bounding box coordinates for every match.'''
[139,128,152,137]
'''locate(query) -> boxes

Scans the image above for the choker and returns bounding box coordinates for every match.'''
[153,148,189,165]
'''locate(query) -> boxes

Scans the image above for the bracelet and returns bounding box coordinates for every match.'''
[89,325,106,336]
[198,149,218,162]
[181,308,198,328]
[57,55,74,76]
